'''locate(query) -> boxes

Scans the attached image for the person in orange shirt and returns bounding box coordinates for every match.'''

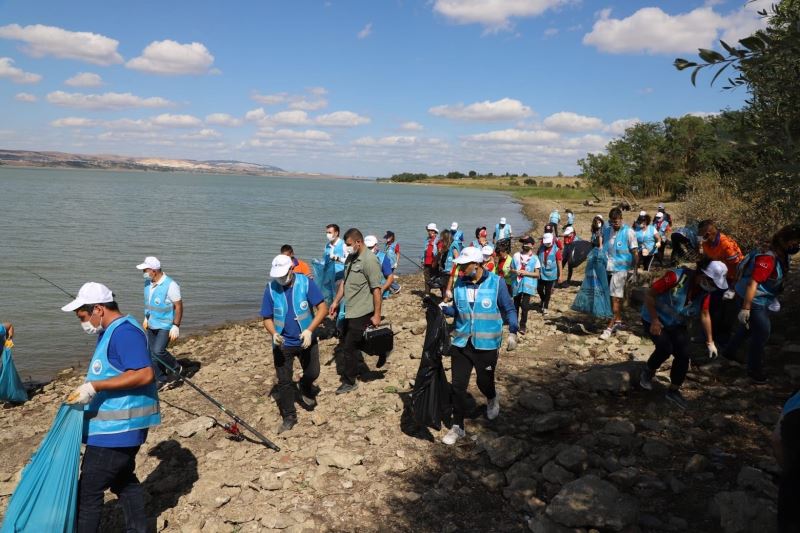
[281,244,313,278]
[697,220,744,344]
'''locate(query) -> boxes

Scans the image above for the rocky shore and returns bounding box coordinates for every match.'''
[0,197,797,532]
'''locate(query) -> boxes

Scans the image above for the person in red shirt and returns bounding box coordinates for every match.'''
[560,226,577,286]
[639,259,729,409]
[421,223,440,294]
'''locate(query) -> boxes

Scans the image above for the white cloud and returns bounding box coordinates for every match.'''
[15,92,37,102]
[65,72,103,87]
[583,2,770,55]
[245,108,267,122]
[183,128,221,139]
[358,22,373,39]
[433,0,570,32]
[603,117,640,135]
[308,86,328,96]
[150,113,203,128]
[0,24,123,65]
[205,113,243,127]
[543,27,559,37]
[354,135,418,147]
[257,128,332,141]
[464,128,561,144]
[272,110,312,126]
[429,97,531,122]
[288,98,328,111]
[686,111,720,118]
[0,57,41,84]
[252,91,288,105]
[46,91,173,110]
[400,121,424,131]
[315,111,371,127]
[252,89,329,110]
[51,117,99,127]
[126,40,215,75]
[542,111,604,132]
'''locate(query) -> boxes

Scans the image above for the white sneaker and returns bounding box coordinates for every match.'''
[487,394,500,420]
[442,425,465,445]
[600,327,613,340]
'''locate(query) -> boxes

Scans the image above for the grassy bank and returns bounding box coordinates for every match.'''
[384,175,593,201]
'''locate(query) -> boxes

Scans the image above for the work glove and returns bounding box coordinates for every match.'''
[67,382,96,405]
[4,339,13,349]
[506,333,518,352]
[655,241,661,249]
[738,309,750,329]
[445,289,453,301]
[723,290,736,300]
[272,333,285,345]
[438,301,450,310]
[169,325,180,341]
[707,342,718,359]
[142,318,149,330]
[300,329,313,349]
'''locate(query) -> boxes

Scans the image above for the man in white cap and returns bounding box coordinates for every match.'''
[439,247,519,445]
[61,282,160,531]
[639,259,728,409]
[421,223,441,294]
[136,256,183,388]
[450,222,464,252]
[600,207,639,340]
[493,217,512,244]
[365,235,396,298]
[261,254,328,433]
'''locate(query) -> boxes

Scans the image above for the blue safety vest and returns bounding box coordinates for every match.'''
[538,246,559,281]
[444,242,459,272]
[325,239,346,275]
[783,391,800,416]
[84,316,160,437]
[494,224,511,240]
[735,250,784,308]
[452,230,464,252]
[270,274,313,342]
[641,268,700,327]
[603,224,635,272]
[635,225,658,255]
[453,273,503,350]
[549,211,560,224]
[143,275,175,330]
[512,253,538,296]
[567,213,574,226]
[383,242,399,269]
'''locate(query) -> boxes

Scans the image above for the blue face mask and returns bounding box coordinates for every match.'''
[143,272,152,280]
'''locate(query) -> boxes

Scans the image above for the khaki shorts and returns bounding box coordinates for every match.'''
[609,271,628,299]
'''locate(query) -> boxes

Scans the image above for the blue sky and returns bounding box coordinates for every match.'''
[0,0,769,176]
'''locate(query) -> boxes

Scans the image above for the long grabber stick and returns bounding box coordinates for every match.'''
[23,268,280,451]
[398,252,424,270]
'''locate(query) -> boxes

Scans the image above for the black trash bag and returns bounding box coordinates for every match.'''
[428,272,449,289]
[412,298,452,430]
[568,240,593,268]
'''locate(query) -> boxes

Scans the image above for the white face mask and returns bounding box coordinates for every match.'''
[326,232,335,242]
[143,272,152,280]
[345,245,354,255]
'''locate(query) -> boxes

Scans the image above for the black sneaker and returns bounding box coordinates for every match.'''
[335,382,359,395]
[665,389,688,410]
[276,417,297,434]
[748,371,768,384]
[299,384,318,407]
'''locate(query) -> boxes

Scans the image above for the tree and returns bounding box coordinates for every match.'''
[468,170,477,177]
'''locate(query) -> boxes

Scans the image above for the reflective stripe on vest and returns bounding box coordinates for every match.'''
[735,250,783,307]
[453,273,503,350]
[84,315,160,436]
[635,225,657,254]
[538,247,559,281]
[271,274,313,336]
[640,268,698,327]
[603,225,634,272]
[143,275,175,330]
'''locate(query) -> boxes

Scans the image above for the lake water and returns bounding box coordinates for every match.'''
[0,168,527,380]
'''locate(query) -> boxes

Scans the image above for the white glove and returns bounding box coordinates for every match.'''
[272,333,285,345]
[707,342,718,359]
[67,382,96,405]
[507,333,518,352]
[445,289,453,301]
[738,309,750,328]
[723,289,736,300]
[655,241,661,249]
[169,325,180,341]
[142,318,149,330]
[438,301,450,309]
[300,329,313,349]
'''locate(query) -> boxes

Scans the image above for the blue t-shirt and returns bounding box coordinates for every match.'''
[87,320,152,448]
[260,278,324,347]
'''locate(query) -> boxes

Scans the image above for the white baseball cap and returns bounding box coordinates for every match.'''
[702,261,729,290]
[481,245,494,259]
[639,210,647,217]
[543,233,554,245]
[499,217,507,224]
[454,246,483,265]
[426,223,438,232]
[61,282,114,312]
[364,235,378,248]
[270,254,293,278]
[655,212,664,219]
[450,222,458,231]
[136,256,161,270]
[564,226,575,236]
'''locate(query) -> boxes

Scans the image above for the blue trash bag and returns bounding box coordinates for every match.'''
[1,403,84,533]
[312,258,336,306]
[571,247,613,319]
[0,346,28,403]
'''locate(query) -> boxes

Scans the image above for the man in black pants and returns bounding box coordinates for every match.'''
[329,228,384,394]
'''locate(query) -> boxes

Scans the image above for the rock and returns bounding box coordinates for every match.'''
[641,439,671,460]
[480,470,506,492]
[315,448,364,469]
[175,416,215,438]
[528,513,574,533]
[531,411,574,433]
[668,475,686,495]
[710,491,777,533]
[572,367,632,393]
[410,321,427,335]
[506,459,539,484]
[520,390,554,413]
[602,418,636,436]
[736,466,778,499]
[607,467,640,489]
[542,461,575,485]
[502,477,540,512]
[685,454,709,474]
[437,472,458,491]
[485,436,530,468]
[545,475,639,531]
[259,470,283,491]
[555,445,588,473]
[756,408,780,426]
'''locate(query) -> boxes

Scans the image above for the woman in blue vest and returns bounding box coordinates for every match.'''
[722,224,800,382]
[572,215,613,318]
[493,218,512,244]
[262,254,329,433]
[383,230,401,294]
[450,222,464,252]
[62,282,160,532]
[511,237,540,335]
[324,224,348,303]
[634,213,662,272]
[564,209,575,230]
[775,390,800,532]
[537,233,562,315]
[639,260,728,409]
[548,209,561,237]
[439,247,519,445]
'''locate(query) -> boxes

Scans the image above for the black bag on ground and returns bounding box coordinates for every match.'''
[412,298,452,430]
[429,272,449,289]
[361,324,393,356]
[569,240,593,268]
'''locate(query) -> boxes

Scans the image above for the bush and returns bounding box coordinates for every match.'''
[524,178,537,186]
[509,179,520,186]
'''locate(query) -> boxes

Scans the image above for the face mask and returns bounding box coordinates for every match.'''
[326,233,335,242]
[81,309,104,335]
[276,272,294,286]
[143,272,152,280]
[345,245,354,255]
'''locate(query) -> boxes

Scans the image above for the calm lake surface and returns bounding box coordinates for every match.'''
[0,168,527,380]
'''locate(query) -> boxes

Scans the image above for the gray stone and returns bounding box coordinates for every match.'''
[641,439,671,460]
[437,472,458,491]
[527,514,574,533]
[480,470,506,491]
[602,418,636,436]
[542,461,575,485]
[506,459,539,484]
[736,466,778,499]
[573,368,631,393]
[685,454,709,474]
[315,448,364,469]
[545,475,639,531]
[175,416,215,438]
[485,435,530,468]
[709,491,777,533]
[502,477,540,512]
[756,408,780,426]
[555,445,588,473]
[531,411,574,433]
[607,466,640,489]
[520,390,555,413]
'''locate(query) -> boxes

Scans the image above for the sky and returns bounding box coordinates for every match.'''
[0,0,771,177]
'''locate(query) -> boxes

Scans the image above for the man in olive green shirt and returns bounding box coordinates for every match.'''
[329,228,384,394]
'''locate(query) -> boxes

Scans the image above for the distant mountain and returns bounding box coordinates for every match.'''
[0,149,293,176]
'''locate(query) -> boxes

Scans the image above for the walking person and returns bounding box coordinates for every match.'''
[697,219,743,343]
[421,223,441,294]
[61,282,160,532]
[383,230,402,294]
[366,235,396,299]
[571,216,613,319]
[493,217,512,244]
[721,224,800,382]
[600,208,639,339]
[654,211,670,265]
[450,222,464,252]
[323,224,348,303]
[136,256,183,388]
[537,233,562,315]
[439,247,518,445]
[329,228,385,393]
[561,226,578,286]
[261,254,328,433]
[639,260,729,408]
[564,209,575,230]
[635,213,661,272]
[493,242,514,296]
[548,209,561,237]
[511,237,540,335]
